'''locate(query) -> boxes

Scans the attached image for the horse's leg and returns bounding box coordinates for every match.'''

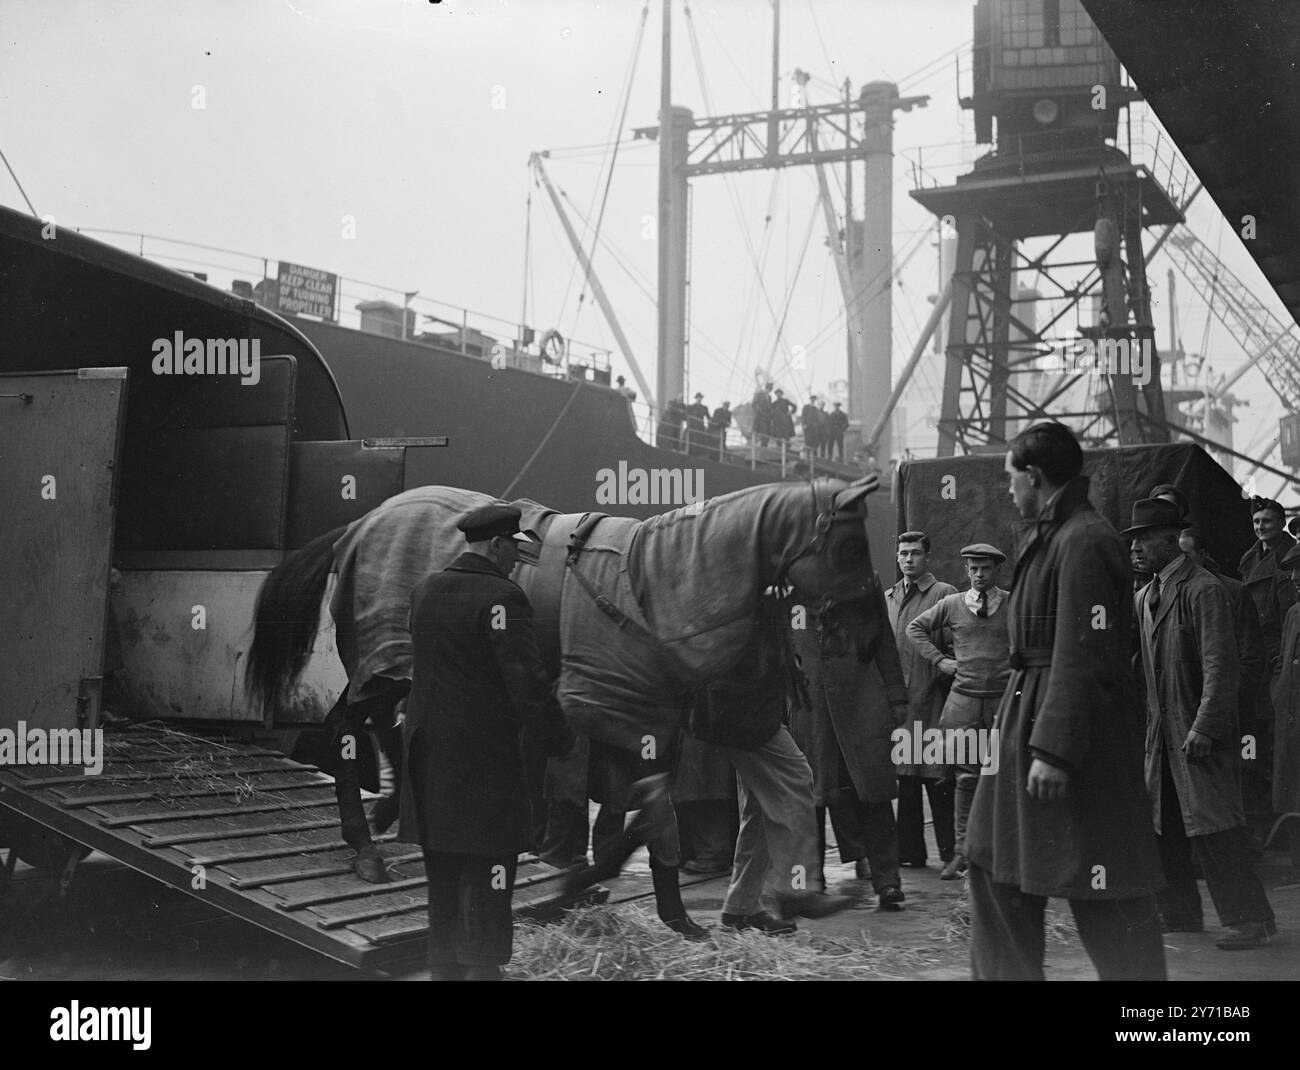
[331,681,409,884]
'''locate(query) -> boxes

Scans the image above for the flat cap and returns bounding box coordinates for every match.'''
[457,504,537,543]
[960,542,1006,564]
[1251,495,1285,519]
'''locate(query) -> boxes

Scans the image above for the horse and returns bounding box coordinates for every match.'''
[245,475,883,931]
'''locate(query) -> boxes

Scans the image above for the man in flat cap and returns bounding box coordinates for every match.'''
[685,392,710,455]
[967,423,1164,981]
[905,543,1012,880]
[399,504,574,980]
[1129,497,1275,949]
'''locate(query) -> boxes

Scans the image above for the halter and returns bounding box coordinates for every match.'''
[775,476,878,602]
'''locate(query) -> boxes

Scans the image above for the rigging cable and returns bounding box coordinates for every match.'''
[556,3,650,329]
[0,145,38,217]
[572,1,651,335]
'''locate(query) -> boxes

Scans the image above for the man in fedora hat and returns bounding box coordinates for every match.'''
[399,504,575,979]
[966,422,1165,981]
[1128,497,1276,950]
[906,542,1012,880]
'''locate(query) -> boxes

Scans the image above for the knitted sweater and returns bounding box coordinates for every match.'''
[905,589,1011,695]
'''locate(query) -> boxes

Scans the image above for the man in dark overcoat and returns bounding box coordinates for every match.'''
[801,396,824,462]
[826,401,848,462]
[399,504,574,980]
[789,587,910,909]
[1238,496,1296,830]
[1268,543,1300,880]
[1129,497,1275,949]
[966,422,1166,981]
[885,531,958,867]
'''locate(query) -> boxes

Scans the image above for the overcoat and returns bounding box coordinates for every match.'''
[398,553,571,856]
[966,477,1163,900]
[770,397,796,441]
[788,585,910,805]
[1135,555,1244,837]
[885,572,958,777]
[1269,602,1300,814]
[1238,534,1297,670]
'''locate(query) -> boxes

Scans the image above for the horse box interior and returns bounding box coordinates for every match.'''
[896,443,1254,586]
[0,362,441,732]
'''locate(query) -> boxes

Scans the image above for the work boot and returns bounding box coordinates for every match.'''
[1215,922,1271,950]
[939,854,968,881]
[353,843,390,884]
[650,858,710,940]
[776,891,854,922]
[878,886,905,911]
[720,910,796,935]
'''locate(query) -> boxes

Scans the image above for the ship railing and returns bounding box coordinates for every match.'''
[72,227,614,379]
[626,398,860,480]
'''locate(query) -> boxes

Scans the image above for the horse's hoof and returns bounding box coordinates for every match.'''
[353,846,390,884]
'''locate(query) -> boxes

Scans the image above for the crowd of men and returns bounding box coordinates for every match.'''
[362,420,1296,981]
[629,377,850,463]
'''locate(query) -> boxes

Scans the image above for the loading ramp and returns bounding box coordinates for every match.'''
[0,724,578,969]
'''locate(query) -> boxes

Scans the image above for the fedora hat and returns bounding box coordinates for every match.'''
[1121,497,1185,538]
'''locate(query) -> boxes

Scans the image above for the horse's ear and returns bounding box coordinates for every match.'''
[834,474,880,513]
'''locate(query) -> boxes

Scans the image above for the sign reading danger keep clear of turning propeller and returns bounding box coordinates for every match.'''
[275,261,338,320]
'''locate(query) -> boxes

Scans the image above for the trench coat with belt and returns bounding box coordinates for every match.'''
[788,585,910,806]
[1135,555,1244,837]
[398,552,572,857]
[966,477,1163,900]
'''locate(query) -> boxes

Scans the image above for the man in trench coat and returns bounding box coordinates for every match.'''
[966,422,1166,981]
[1129,497,1276,949]
[885,532,958,866]
[398,504,574,980]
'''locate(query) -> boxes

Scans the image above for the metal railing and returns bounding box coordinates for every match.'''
[73,227,613,381]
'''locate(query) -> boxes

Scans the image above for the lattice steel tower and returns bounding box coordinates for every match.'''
[911,0,1185,455]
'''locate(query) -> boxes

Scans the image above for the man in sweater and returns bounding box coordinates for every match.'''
[905,543,1012,880]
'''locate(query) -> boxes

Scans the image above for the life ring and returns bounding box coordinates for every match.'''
[538,328,565,365]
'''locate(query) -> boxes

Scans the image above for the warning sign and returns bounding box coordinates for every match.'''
[275,261,337,320]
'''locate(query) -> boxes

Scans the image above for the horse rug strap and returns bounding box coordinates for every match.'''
[563,511,660,649]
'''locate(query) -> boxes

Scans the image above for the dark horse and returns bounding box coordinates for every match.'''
[246,476,883,931]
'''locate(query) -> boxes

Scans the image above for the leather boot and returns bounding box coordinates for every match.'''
[650,858,709,940]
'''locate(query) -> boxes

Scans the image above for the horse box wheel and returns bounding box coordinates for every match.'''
[0,810,81,873]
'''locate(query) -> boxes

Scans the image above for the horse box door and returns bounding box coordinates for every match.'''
[0,368,127,733]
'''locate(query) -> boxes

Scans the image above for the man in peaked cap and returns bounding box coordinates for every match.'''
[905,542,1011,881]
[398,503,574,980]
[1129,497,1275,950]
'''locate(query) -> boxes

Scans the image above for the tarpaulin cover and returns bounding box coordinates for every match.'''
[897,443,1253,587]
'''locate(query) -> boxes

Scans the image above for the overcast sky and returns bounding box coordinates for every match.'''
[1,0,1291,494]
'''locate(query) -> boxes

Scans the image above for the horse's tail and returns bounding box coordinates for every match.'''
[245,524,347,713]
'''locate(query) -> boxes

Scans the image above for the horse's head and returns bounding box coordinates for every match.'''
[781,475,881,612]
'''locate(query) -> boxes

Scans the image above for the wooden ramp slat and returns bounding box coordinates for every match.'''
[0,725,631,970]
